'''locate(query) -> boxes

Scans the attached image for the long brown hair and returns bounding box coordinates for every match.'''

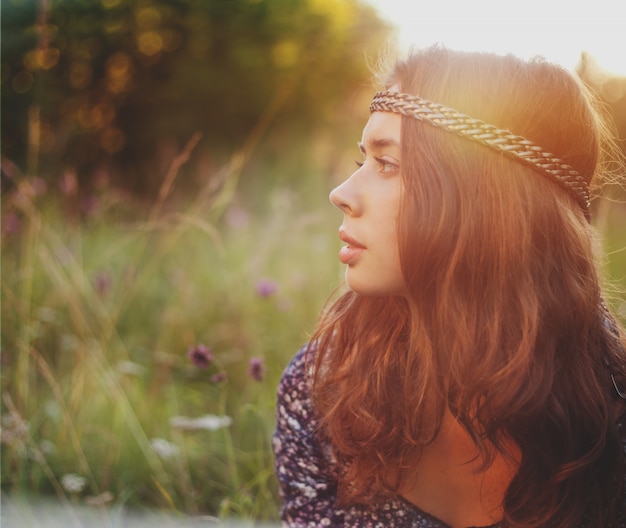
[311,46,626,527]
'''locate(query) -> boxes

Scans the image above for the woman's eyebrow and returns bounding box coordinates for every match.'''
[358,138,400,154]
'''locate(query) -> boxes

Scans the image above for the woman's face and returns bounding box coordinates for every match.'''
[329,110,405,296]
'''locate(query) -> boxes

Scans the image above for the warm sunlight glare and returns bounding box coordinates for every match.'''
[365,0,625,76]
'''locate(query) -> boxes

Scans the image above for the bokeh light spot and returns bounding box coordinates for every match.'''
[308,0,350,31]
[104,18,127,34]
[272,40,299,68]
[137,31,163,57]
[100,128,125,153]
[23,48,60,71]
[69,61,93,89]
[105,52,133,93]
[40,48,61,70]
[78,104,108,130]
[136,7,161,28]
[12,71,33,94]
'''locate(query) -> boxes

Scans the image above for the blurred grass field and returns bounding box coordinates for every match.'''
[0,154,345,523]
[1,154,625,524]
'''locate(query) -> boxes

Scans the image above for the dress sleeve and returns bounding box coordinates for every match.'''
[273,345,343,527]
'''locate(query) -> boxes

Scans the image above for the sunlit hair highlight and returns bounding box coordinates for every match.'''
[310,46,626,527]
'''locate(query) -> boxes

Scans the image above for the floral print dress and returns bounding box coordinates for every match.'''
[273,345,626,528]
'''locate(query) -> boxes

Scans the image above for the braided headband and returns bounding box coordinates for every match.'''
[370,90,591,221]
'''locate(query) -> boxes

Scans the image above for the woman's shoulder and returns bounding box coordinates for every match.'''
[281,343,310,377]
[277,344,312,398]
[275,343,317,428]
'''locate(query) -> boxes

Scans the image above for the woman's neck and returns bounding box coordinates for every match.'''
[397,410,519,528]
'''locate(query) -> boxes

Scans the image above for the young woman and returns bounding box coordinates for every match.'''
[273,46,626,527]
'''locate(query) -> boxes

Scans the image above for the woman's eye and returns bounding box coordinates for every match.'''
[376,158,398,174]
[354,157,398,174]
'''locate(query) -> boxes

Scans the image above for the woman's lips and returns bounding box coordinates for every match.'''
[338,229,365,265]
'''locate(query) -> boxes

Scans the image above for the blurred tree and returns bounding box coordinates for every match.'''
[1,0,391,198]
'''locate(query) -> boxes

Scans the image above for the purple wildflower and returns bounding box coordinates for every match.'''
[2,212,21,236]
[188,344,213,368]
[31,177,47,197]
[225,205,249,229]
[255,278,278,298]
[80,195,100,216]
[59,170,78,196]
[248,357,266,382]
[93,271,112,297]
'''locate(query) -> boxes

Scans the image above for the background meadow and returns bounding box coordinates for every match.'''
[2,0,626,525]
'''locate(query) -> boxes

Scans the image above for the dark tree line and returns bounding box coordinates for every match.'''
[2,0,391,197]
[3,2,624,203]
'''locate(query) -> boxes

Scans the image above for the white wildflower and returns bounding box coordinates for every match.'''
[150,437,180,459]
[61,473,87,494]
[85,491,114,506]
[43,400,62,422]
[169,414,232,431]
[36,307,56,323]
[59,334,79,352]
[39,439,56,455]
[22,323,41,341]
[194,414,232,430]
[169,416,194,429]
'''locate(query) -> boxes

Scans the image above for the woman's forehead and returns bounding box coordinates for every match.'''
[361,111,402,150]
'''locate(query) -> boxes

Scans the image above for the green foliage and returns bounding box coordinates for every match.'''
[1,0,391,195]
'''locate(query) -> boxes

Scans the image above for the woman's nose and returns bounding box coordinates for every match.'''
[329,175,360,216]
